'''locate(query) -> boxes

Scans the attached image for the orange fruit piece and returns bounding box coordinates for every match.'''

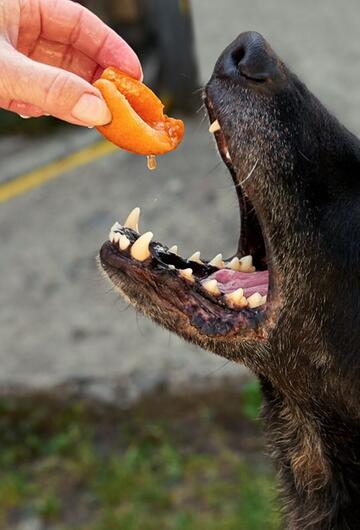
[93,67,185,156]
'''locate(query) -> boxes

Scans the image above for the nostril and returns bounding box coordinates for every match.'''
[214,32,278,83]
[231,46,246,67]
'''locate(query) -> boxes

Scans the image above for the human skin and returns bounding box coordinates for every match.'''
[0,0,142,126]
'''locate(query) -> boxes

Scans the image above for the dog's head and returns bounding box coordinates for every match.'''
[99,32,360,393]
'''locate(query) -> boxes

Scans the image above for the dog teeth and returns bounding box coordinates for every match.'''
[209,119,221,133]
[239,255,255,273]
[119,235,131,251]
[208,253,224,268]
[179,268,195,283]
[124,207,140,232]
[188,251,202,264]
[225,288,248,308]
[247,292,266,308]
[130,232,153,261]
[109,222,122,241]
[202,279,221,296]
[226,256,255,272]
[227,257,241,271]
[112,232,121,244]
[169,245,178,255]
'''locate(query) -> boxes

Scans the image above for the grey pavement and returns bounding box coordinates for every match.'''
[1,0,359,404]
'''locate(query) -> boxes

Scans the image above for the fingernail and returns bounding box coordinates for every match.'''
[72,93,111,126]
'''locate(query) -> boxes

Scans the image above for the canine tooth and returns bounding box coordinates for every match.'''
[188,251,202,264]
[239,255,255,273]
[208,253,224,268]
[169,245,178,255]
[168,265,176,270]
[247,292,264,309]
[209,119,221,133]
[203,279,221,296]
[227,257,241,271]
[130,232,153,261]
[124,207,140,232]
[112,232,121,244]
[179,268,195,283]
[225,288,248,308]
[119,235,130,251]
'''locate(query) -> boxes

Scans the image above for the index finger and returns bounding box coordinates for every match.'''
[37,0,142,79]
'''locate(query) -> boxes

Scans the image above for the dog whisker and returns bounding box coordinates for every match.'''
[236,160,259,187]
[205,359,232,377]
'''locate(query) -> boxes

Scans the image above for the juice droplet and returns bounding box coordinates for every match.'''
[147,155,157,171]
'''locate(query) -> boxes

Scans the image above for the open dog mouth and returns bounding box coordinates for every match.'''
[99,96,271,342]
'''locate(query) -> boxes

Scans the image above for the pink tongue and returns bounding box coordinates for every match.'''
[207,270,269,297]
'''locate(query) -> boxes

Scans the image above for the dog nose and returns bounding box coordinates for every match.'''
[214,31,279,82]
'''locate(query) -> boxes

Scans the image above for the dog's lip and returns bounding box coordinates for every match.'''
[99,216,269,339]
[99,233,267,338]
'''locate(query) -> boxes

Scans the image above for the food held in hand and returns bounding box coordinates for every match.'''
[94,67,185,156]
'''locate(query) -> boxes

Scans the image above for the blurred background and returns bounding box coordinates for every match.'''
[0,0,359,528]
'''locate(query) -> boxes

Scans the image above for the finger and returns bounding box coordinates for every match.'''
[0,98,44,117]
[18,0,142,80]
[29,37,98,83]
[0,46,111,126]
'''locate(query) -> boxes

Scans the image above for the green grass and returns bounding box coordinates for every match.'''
[0,382,280,530]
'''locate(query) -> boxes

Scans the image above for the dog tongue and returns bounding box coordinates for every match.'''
[207,270,269,297]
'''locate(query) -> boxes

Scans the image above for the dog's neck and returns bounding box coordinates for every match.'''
[260,376,360,530]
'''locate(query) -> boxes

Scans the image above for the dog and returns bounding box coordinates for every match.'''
[99,32,360,529]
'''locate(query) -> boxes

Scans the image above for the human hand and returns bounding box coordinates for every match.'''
[0,0,142,126]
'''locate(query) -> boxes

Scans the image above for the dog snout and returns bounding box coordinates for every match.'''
[214,31,280,83]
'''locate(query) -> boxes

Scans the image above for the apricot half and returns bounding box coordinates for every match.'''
[94,67,185,156]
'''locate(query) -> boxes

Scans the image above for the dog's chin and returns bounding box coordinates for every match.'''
[98,94,281,362]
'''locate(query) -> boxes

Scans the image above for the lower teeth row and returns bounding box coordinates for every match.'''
[108,207,267,310]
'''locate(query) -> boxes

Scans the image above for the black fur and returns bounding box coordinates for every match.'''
[206,32,360,529]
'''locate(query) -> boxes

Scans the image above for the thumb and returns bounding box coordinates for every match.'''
[0,47,111,126]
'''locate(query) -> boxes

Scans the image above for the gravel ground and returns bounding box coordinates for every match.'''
[1,0,359,403]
